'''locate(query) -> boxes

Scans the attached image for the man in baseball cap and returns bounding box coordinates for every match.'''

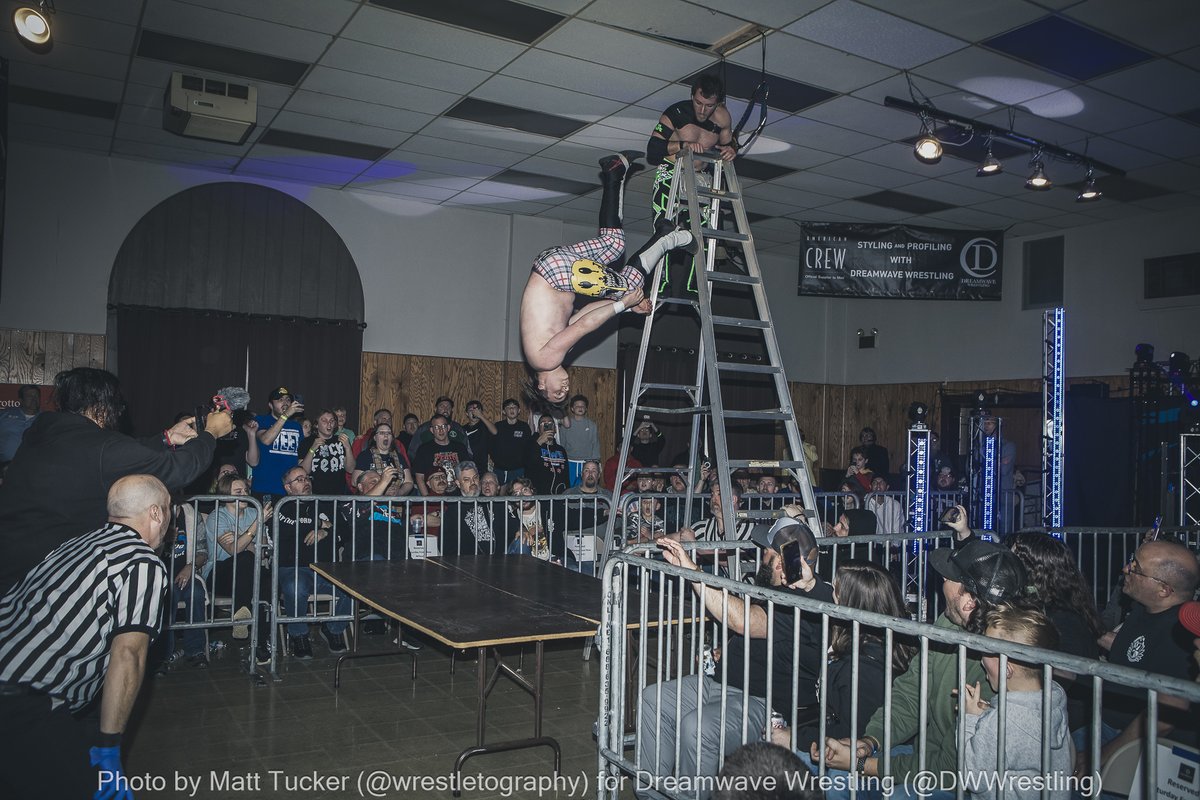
[820,539,1019,796]
[929,538,1030,610]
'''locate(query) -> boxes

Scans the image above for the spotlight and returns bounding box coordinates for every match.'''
[1169,352,1191,375]
[913,114,942,165]
[1025,159,1052,191]
[1076,168,1101,202]
[12,1,53,53]
[976,140,1002,177]
[1135,343,1155,363]
[907,401,929,425]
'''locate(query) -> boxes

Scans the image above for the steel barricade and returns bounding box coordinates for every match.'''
[597,544,1200,800]
[165,495,267,677]
[265,493,616,670]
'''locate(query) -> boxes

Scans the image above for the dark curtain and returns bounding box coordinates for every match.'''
[116,306,362,437]
[1065,395,1133,526]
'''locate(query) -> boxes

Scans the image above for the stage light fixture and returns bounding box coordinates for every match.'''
[12,1,53,53]
[1169,352,1191,375]
[976,139,1002,177]
[907,401,929,425]
[913,114,942,165]
[1076,168,1101,202]
[1025,155,1052,191]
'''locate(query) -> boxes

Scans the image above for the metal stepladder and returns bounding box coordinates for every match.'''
[600,149,821,561]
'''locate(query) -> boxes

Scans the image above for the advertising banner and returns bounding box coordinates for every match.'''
[799,223,1003,300]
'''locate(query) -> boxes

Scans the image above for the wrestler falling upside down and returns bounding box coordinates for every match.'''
[520,152,695,409]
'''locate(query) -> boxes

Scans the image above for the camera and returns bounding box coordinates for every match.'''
[941,507,961,525]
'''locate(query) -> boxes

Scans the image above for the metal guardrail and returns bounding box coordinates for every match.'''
[597,543,1200,800]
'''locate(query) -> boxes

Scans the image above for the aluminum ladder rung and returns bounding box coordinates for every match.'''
[696,187,740,201]
[711,315,769,329]
[638,382,698,393]
[704,272,760,286]
[716,362,781,374]
[636,405,712,416]
[721,410,793,421]
[700,227,750,243]
[728,459,807,470]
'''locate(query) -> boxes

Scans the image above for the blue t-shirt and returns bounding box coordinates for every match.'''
[202,504,259,578]
[253,414,303,496]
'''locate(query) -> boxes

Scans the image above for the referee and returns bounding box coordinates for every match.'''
[0,475,171,799]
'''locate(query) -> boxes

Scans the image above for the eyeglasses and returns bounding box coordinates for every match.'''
[431,424,449,430]
[286,475,311,485]
[1126,556,1173,592]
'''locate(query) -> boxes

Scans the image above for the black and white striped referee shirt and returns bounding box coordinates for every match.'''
[0,522,167,712]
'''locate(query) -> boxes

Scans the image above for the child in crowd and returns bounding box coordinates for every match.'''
[962,606,1072,800]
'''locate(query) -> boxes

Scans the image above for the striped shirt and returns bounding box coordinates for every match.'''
[0,522,167,711]
[690,516,757,542]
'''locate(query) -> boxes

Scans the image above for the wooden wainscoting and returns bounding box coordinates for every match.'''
[0,329,106,385]
[360,352,617,456]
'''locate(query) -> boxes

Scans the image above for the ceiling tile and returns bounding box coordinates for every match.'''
[1089,60,1200,115]
[235,158,362,186]
[371,151,501,180]
[396,134,528,168]
[857,0,1046,42]
[1106,116,1200,160]
[1064,0,1200,55]
[351,182,461,202]
[340,6,527,71]
[578,0,749,51]
[142,1,331,63]
[983,15,1153,81]
[785,0,965,69]
[1010,85,1163,134]
[367,0,564,45]
[25,14,137,54]
[268,111,408,149]
[10,87,118,120]
[562,124,657,154]
[319,39,491,95]
[110,138,242,170]
[355,166,481,190]
[809,157,920,189]
[502,50,668,104]
[762,115,888,156]
[7,62,124,102]
[913,46,1074,106]
[243,145,375,175]
[420,117,560,154]
[9,105,114,134]
[9,121,111,153]
[819,199,912,222]
[800,95,923,141]
[471,75,624,122]
[50,0,144,26]
[282,91,434,133]
[115,117,263,154]
[535,19,713,79]
[444,192,558,214]
[445,97,587,138]
[1060,135,1169,172]
[301,66,459,115]
[180,0,359,33]
[773,169,877,199]
[727,30,896,94]
[921,206,1018,228]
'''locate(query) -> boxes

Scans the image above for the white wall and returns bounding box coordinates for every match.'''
[760,206,1200,385]
[0,143,620,369]
[2,142,1196,383]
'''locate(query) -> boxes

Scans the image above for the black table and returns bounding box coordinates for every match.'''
[311,556,602,784]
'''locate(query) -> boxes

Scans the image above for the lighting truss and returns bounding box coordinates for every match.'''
[884,96,1125,183]
[1182,433,1200,526]
[904,426,931,621]
[969,416,1001,536]
[1042,308,1066,530]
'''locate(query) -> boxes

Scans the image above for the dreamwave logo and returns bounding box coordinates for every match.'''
[960,237,999,278]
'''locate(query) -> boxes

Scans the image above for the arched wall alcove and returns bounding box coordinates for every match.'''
[107,182,365,435]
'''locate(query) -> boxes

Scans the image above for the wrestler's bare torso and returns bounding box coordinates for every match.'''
[521,274,649,370]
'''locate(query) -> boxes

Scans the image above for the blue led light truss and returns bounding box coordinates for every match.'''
[1042,307,1065,529]
[907,428,931,533]
[982,431,997,532]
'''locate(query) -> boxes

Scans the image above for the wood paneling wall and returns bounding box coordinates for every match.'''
[360,352,618,456]
[0,329,106,384]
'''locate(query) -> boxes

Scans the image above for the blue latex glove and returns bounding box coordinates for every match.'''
[90,745,134,800]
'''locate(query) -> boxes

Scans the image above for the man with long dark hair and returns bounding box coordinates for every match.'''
[0,367,232,592]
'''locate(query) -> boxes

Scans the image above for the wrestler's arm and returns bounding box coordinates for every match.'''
[538,299,629,366]
[714,107,736,161]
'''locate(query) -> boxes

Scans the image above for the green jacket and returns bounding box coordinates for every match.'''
[862,614,993,783]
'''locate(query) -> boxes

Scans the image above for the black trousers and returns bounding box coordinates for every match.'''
[0,692,98,798]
